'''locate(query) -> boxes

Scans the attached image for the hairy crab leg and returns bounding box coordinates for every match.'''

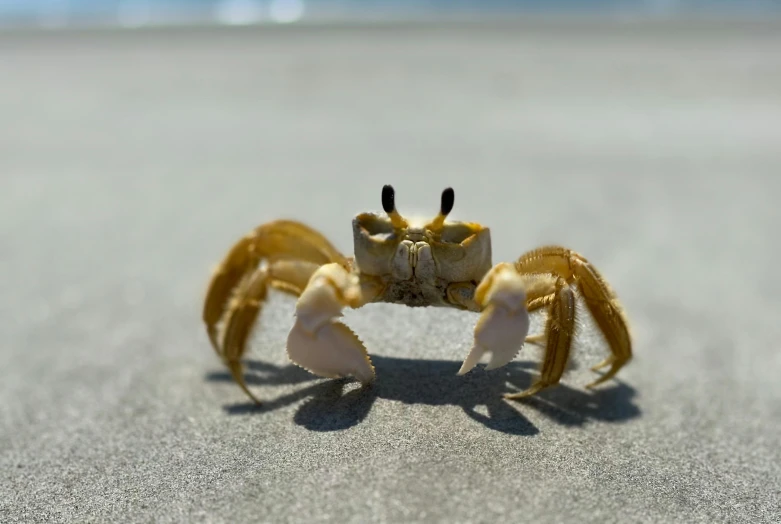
[286,263,381,384]
[572,258,632,387]
[518,274,559,346]
[505,277,576,399]
[203,220,348,352]
[514,245,632,390]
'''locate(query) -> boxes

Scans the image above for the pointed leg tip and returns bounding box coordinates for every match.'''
[585,375,611,389]
[586,362,626,389]
[505,382,547,400]
[590,357,613,372]
[239,384,265,406]
[207,328,222,354]
[504,391,534,401]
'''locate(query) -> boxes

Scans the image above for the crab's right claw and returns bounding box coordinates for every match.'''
[286,264,375,384]
[458,263,530,375]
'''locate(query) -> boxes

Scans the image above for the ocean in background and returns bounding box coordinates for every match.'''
[1,0,779,29]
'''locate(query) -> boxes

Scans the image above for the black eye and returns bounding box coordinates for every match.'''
[440,187,455,215]
[382,185,395,214]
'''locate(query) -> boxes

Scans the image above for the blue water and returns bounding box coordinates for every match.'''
[1,0,778,27]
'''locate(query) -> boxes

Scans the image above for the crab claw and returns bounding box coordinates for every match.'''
[286,264,375,383]
[458,264,530,375]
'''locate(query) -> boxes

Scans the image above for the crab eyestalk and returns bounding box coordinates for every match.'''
[426,187,455,233]
[382,184,409,229]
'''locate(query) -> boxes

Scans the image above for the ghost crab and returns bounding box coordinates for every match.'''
[203,185,632,405]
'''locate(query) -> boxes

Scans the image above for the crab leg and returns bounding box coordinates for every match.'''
[203,220,348,352]
[203,220,347,404]
[518,274,559,345]
[219,259,321,404]
[514,246,632,389]
[572,256,632,387]
[286,263,380,384]
[505,277,576,399]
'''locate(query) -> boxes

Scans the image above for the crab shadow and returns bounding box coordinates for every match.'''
[205,355,640,435]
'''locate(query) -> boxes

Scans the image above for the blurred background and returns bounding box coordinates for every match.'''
[1,0,780,29]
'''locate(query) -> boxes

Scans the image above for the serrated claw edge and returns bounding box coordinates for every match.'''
[286,319,375,384]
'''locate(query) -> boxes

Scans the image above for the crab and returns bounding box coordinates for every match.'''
[202,185,632,405]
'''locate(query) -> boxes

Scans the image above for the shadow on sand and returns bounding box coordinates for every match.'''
[205,355,640,436]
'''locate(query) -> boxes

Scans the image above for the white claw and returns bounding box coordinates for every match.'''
[287,319,375,383]
[286,265,375,383]
[458,266,530,375]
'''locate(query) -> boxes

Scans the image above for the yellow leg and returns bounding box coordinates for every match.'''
[506,278,576,399]
[219,259,322,405]
[523,286,557,347]
[513,245,632,392]
[572,257,632,388]
[221,266,269,405]
[203,220,348,353]
[204,220,346,405]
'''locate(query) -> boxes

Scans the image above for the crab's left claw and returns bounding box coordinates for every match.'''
[458,263,530,375]
[286,263,375,384]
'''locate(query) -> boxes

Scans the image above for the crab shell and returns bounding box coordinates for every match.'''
[352,211,493,294]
